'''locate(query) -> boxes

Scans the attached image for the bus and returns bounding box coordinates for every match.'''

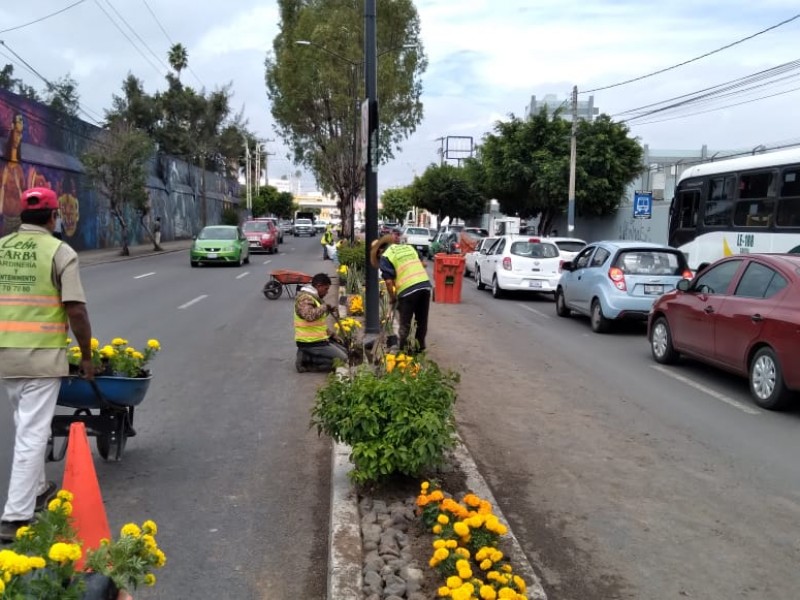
[669,147,800,269]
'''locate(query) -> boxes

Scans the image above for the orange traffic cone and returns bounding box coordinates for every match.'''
[61,422,111,570]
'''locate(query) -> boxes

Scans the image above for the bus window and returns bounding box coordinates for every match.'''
[704,176,735,227]
[676,190,700,228]
[777,168,800,227]
[734,199,774,227]
[738,171,776,199]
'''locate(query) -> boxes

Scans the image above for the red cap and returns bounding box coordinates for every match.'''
[21,187,59,211]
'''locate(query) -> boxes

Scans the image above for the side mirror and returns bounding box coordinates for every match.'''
[561,261,574,272]
[676,278,692,292]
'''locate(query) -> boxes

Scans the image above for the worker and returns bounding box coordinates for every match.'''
[321,224,334,259]
[294,273,348,372]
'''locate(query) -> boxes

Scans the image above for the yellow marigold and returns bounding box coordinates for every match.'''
[111,337,126,346]
[480,559,493,570]
[125,347,135,355]
[478,500,493,515]
[437,514,450,525]
[430,556,440,568]
[434,547,449,561]
[491,550,504,563]
[513,575,527,593]
[447,575,463,589]
[60,501,73,516]
[432,524,442,534]
[338,265,348,275]
[56,489,73,502]
[496,523,508,535]
[421,481,430,491]
[480,585,498,600]
[456,559,470,570]
[463,493,481,507]
[69,346,81,354]
[144,573,156,586]
[468,515,484,528]
[476,547,491,561]
[416,495,430,507]
[142,519,158,535]
[500,564,513,573]
[100,345,116,358]
[14,526,31,539]
[445,539,458,549]
[47,498,62,512]
[455,547,471,558]
[429,490,444,502]
[458,567,473,580]
[90,338,99,350]
[154,549,167,567]
[121,523,142,538]
[142,534,158,552]
[498,588,516,599]
[48,542,81,564]
[453,521,470,537]
[66,337,72,344]
[487,571,500,581]
[438,586,452,597]
[386,362,396,373]
[29,556,46,569]
[147,339,161,350]
[433,539,447,549]
[0,579,4,594]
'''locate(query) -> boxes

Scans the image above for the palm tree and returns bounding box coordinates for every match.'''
[168,43,188,81]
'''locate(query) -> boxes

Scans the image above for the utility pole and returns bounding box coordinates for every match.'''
[244,140,252,212]
[255,143,261,189]
[364,0,379,334]
[567,85,578,234]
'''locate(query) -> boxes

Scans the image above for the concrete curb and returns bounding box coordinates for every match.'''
[79,244,191,267]
[327,434,547,600]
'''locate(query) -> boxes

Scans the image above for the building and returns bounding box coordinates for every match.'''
[524,93,599,122]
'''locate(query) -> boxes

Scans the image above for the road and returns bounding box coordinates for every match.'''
[1,236,333,599]
[425,270,800,600]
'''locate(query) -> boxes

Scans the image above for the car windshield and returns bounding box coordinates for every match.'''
[243,222,269,232]
[510,241,559,258]
[616,250,685,275]
[296,219,312,225]
[555,241,585,253]
[199,227,236,240]
[406,228,428,235]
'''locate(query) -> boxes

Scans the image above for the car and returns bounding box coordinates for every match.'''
[545,237,587,262]
[379,221,399,236]
[464,227,489,238]
[242,219,280,253]
[278,219,294,237]
[474,235,563,298]
[314,219,328,234]
[464,237,498,278]
[648,253,800,410]
[190,225,249,267]
[293,218,315,237]
[264,217,284,244]
[400,226,432,257]
[556,241,693,333]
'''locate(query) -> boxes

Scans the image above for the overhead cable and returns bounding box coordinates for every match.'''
[0,0,88,34]
[103,0,170,73]
[92,0,165,78]
[582,13,800,94]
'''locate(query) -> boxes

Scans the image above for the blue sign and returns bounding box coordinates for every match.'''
[633,191,653,219]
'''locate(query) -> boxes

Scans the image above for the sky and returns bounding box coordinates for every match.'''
[1,0,799,194]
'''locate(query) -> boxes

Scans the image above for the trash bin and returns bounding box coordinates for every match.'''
[433,253,466,303]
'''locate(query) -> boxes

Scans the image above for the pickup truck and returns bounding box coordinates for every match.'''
[293,218,315,237]
[400,226,432,257]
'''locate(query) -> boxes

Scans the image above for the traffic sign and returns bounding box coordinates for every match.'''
[633,191,653,219]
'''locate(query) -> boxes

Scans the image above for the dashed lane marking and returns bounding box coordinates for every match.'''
[134,272,155,279]
[236,272,249,280]
[517,303,551,319]
[651,365,761,415]
[178,295,208,310]
[263,259,272,265]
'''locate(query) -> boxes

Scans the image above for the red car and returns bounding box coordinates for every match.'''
[243,219,279,254]
[648,254,800,410]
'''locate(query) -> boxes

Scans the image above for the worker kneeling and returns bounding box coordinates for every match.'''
[294,273,348,372]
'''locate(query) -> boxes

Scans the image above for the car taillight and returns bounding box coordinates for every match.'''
[502,256,512,271]
[681,269,693,279]
[609,267,627,291]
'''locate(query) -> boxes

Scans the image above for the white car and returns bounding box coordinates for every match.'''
[545,237,587,262]
[474,235,564,298]
[400,226,432,257]
[464,237,498,278]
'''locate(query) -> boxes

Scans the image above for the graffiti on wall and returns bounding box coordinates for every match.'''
[0,89,239,249]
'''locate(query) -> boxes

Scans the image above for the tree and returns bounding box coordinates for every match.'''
[409,164,483,225]
[168,43,188,80]
[82,125,155,256]
[380,187,412,223]
[264,0,427,240]
[478,110,643,235]
[45,75,81,118]
[0,63,41,101]
[273,191,296,219]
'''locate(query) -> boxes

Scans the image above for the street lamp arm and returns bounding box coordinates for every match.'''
[295,39,359,67]
[376,44,416,60]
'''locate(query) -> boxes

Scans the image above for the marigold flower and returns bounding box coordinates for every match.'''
[458,567,473,580]
[513,575,527,592]
[430,490,444,501]
[491,550,504,563]
[421,481,430,491]
[48,542,81,564]
[437,514,449,525]
[478,500,493,515]
[480,559,493,570]
[416,495,430,507]
[498,588,517,599]
[90,338,99,350]
[48,498,62,512]
[447,575,463,589]
[480,585,498,600]
[432,524,442,534]
[453,521,470,537]
[112,337,126,346]
[496,523,508,535]
[121,523,142,538]
[463,493,481,507]
[455,547,470,558]
[433,539,447,549]
[456,559,470,570]
[154,548,167,567]
[145,573,157,586]
[433,548,449,561]
[445,539,458,549]
[438,586,452,597]
[500,564,512,573]
[147,339,161,350]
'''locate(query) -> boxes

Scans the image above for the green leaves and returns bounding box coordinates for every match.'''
[409,164,484,223]
[380,187,413,222]
[311,358,459,484]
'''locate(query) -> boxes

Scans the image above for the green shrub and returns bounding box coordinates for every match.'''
[336,240,366,270]
[221,207,240,226]
[311,357,459,484]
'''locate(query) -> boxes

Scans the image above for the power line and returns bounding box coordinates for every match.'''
[0,0,88,34]
[582,13,800,94]
[139,0,205,88]
[92,0,165,78]
[0,40,103,125]
[102,0,170,73]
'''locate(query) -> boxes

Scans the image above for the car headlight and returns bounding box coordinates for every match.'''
[223,245,235,252]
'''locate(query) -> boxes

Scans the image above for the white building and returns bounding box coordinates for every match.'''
[525,93,599,122]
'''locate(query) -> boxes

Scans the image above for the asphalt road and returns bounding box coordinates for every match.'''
[1,236,333,599]
[426,270,800,600]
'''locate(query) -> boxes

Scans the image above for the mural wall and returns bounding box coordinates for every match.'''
[0,89,239,250]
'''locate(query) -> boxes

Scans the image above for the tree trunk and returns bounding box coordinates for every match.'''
[341,198,354,242]
[112,207,130,256]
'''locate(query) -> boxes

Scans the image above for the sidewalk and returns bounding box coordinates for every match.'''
[77,240,193,267]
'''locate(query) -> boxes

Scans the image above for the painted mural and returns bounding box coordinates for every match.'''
[0,89,239,250]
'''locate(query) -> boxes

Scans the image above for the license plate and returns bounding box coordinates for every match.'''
[207,252,218,259]
[528,280,542,288]
[644,284,663,295]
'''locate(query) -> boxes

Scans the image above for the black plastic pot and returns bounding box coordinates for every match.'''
[81,573,119,600]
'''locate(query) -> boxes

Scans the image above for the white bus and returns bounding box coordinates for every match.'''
[669,147,800,269]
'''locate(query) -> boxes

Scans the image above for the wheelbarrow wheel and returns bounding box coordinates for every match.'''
[263,280,282,300]
[96,409,128,461]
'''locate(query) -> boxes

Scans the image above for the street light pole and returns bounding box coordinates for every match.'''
[364,0,379,334]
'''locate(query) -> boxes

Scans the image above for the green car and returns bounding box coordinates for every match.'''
[190,225,250,267]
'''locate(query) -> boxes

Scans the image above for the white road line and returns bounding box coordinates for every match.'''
[134,272,155,279]
[263,259,272,265]
[517,303,551,319]
[236,272,249,280]
[650,365,761,415]
[178,295,208,310]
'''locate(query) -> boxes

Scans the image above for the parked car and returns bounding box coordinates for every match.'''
[464,237,498,278]
[474,235,563,298]
[555,241,693,333]
[648,253,800,410]
[293,218,315,237]
[265,217,284,243]
[242,219,280,254]
[545,237,587,262]
[400,226,432,257]
[190,225,249,267]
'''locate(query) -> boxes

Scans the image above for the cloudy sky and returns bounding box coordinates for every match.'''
[1,0,799,193]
